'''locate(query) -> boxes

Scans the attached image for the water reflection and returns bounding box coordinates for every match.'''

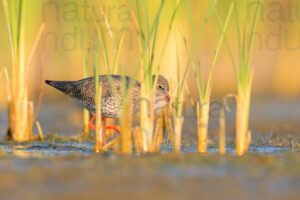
[0,142,296,158]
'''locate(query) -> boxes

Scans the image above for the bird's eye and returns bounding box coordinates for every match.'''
[158,84,164,89]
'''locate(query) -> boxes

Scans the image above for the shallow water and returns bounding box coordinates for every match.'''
[0,141,298,158]
[0,146,299,200]
[0,99,299,199]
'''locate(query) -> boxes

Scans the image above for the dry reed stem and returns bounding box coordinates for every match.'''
[96,0,114,42]
[83,109,90,134]
[94,85,103,153]
[121,103,132,154]
[219,107,226,155]
[26,24,45,72]
[236,71,253,155]
[174,116,184,153]
[12,98,32,141]
[33,24,46,123]
[133,127,144,153]
[197,101,210,153]
[8,11,30,141]
[139,62,155,153]
[120,0,140,34]
[36,121,44,140]
[164,108,174,144]
[5,20,45,141]
[147,91,155,151]
[185,85,197,113]
[102,137,121,152]
[165,80,175,144]
[152,114,164,152]
[173,91,184,153]
[140,80,150,152]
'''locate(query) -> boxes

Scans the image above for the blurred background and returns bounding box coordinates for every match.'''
[0,0,299,106]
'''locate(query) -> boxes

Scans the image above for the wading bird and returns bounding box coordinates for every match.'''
[46,75,170,145]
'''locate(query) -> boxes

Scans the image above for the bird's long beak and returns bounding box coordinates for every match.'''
[45,80,70,93]
[164,94,170,102]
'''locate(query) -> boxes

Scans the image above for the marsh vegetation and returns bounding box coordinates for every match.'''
[0,0,299,199]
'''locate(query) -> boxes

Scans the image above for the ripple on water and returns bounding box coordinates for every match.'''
[0,142,297,158]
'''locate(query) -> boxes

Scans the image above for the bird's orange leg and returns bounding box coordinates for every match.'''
[88,116,106,145]
[88,115,97,130]
[102,125,121,134]
[88,115,122,145]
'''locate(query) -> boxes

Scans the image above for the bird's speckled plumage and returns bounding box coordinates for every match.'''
[45,75,169,118]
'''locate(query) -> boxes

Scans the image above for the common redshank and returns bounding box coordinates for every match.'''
[45,75,170,144]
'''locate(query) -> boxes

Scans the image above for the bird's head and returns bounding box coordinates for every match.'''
[152,75,170,113]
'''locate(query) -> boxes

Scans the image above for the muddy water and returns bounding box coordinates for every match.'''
[0,98,299,199]
[0,151,299,200]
